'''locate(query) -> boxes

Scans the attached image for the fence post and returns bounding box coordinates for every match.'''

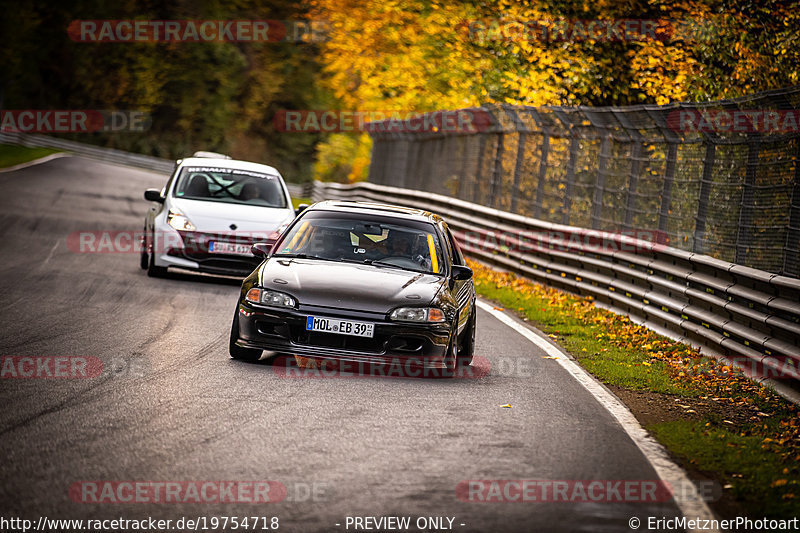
[657,142,678,235]
[591,135,611,229]
[534,135,549,219]
[693,141,716,253]
[735,138,761,265]
[455,135,470,200]
[562,134,580,225]
[623,142,642,230]
[488,132,505,208]
[505,108,529,214]
[472,134,489,203]
[783,140,800,277]
[510,133,526,213]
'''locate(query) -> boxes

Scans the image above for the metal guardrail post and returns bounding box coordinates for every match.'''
[693,141,716,253]
[472,134,488,204]
[657,142,678,234]
[591,135,611,229]
[562,134,580,225]
[488,132,505,209]
[783,140,800,277]
[505,107,529,214]
[534,135,549,219]
[735,137,761,265]
[623,142,642,231]
[455,136,470,200]
[510,132,527,214]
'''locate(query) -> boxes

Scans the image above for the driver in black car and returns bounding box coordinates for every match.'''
[386,232,430,270]
[387,232,412,257]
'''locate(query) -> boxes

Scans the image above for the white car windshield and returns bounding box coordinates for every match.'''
[173,167,286,208]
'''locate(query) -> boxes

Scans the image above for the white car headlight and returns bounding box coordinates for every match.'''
[245,288,297,308]
[167,209,196,231]
[389,307,445,323]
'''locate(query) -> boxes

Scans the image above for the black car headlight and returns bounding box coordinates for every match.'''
[245,288,297,308]
[389,307,446,323]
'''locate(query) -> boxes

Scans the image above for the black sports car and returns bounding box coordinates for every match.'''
[229,200,476,374]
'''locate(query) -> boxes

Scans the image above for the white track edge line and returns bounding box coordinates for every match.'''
[0,152,71,173]
[477,299,719,533]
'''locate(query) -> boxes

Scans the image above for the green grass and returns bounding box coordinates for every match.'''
[650,420,800,518]
[291,196,312,209]
[471,261,800,519]
[0,144,60,168]
[473,276,693,395]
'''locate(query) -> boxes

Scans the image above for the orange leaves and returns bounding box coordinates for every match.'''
[468,257,800,465]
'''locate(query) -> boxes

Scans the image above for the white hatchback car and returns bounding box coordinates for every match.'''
[141,156,296,277]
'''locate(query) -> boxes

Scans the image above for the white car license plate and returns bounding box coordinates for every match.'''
[306,316,374,338]
[209,241,251,256]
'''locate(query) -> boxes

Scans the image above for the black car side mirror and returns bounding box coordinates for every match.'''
[144,189,165,203]
[451,265,473,281]
[295,203,309,216]
[251,242,273,259]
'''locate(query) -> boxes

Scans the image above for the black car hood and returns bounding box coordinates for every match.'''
[259,258,445,313]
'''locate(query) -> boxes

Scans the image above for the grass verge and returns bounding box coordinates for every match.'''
[0,143,60,168]
[468,259,800,519]
[291,196,311,210]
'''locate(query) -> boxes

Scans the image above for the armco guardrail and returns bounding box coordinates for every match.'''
[313,180,800,389]
[0,131,175,174]
[0,132,307,197]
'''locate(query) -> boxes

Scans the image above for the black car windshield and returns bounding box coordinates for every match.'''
[274,215,444,274]
[172,167,287,208]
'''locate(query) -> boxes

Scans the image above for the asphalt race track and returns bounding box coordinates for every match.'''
[0,157,686,532]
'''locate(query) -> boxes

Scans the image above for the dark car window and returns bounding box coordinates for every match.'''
[444,225,466,266]
[172,167,286,208]
[275,214,444,274]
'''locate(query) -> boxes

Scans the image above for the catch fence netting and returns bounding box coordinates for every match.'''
[365,86,800,277]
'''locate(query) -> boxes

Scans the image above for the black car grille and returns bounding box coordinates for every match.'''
[293,329,386,354]
[195,257,259,275]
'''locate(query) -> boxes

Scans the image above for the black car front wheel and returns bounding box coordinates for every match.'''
[229,313,262,361]
[457,310,476,367]
[139,225,149,270]
[146,233,168,278]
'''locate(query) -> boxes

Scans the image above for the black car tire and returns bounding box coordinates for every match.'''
[457,309,476,367]
[442,335,458,378]
[146,251,168,277]
[139,225,149,270]
[146,233,168,277]
[229,313,262,361]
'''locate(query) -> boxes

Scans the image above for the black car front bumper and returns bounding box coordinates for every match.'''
[234,301,454,369]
